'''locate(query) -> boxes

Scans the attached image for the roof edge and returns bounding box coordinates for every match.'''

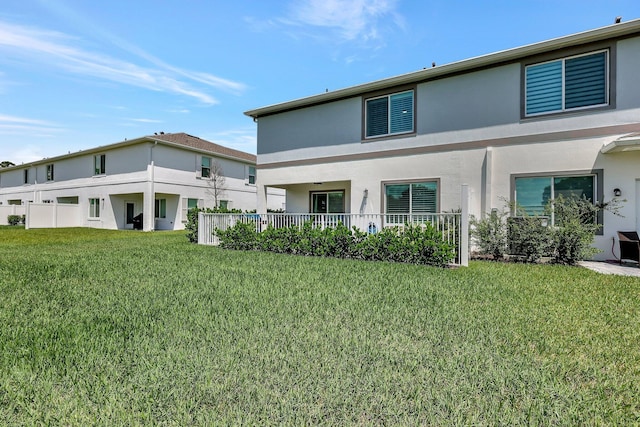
[245,18,640,118]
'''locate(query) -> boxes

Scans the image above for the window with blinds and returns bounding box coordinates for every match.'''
[385,181,437,214]
[365,90,414,138]
[525,50,608,116]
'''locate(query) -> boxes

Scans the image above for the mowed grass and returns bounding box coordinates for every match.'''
[0,228,639,425]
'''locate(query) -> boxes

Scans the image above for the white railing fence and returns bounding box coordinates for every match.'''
[199,211,469,266]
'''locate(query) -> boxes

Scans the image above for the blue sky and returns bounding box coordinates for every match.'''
[1,0,638,164]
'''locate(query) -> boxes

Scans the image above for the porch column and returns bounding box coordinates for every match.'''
[257,183,268,214]
[460,184,470,267]
[144,143,156,231]
[143,187,154,231]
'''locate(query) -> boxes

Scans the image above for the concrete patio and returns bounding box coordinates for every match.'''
[579,261,640,277]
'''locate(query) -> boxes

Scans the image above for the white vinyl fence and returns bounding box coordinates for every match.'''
[0,205,26,225]
[1,203,82,228]
[198,185,470,266]
[24,202,82,229]
[198,212,468,265]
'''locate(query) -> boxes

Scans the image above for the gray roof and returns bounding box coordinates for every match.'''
[245,18,640,119]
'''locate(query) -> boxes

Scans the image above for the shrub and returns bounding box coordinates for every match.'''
[550,195,601,265]
[470,210,508,260]
[185,207,244,243]
[7,215,23,226]
[216,220,456,267]
[507,215,553,263]
[472,196,616,265]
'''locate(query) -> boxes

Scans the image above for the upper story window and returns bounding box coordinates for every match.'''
[365,90,414,138]
[46,164,54,181]
[23,169,29,184]
[247,166,256,185]
[525,50,608,117]
[94,154,106,175]
[201,156,211,178]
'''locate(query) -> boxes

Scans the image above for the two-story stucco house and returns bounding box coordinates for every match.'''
[0,132,285,230]
[245,19,640,260]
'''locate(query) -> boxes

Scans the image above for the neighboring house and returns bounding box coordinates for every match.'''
[245,19,640,260]
[0,132,285,230]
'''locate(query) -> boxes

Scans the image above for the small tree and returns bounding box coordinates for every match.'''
[470,209,508,259]
[205,160,226,208]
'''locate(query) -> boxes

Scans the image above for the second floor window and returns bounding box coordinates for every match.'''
[23,169,29,184]
[46,164,54,181]
[94,154,106,175]
[365,90,414,138]
[525,50,608,116]
[201,156,211,178]
[248,166,256,185]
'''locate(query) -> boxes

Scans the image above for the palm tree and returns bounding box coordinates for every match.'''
[0,161,15,168]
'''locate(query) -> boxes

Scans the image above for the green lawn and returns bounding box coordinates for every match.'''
[0,228,639,425]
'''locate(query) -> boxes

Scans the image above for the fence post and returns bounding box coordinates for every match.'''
[198,211,204,244]
[24,202,30,230]
[460,184,469,266]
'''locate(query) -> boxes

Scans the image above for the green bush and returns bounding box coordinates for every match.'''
[472,196,611,265]
[7,215,24,226]
[185,207,244,243]
[215,220,456,267]
[550,195,601,265]
[470,210,508,260]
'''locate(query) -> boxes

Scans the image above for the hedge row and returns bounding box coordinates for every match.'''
[215,220,456,267]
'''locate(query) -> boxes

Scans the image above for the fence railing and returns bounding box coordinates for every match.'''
[198,212,469,266]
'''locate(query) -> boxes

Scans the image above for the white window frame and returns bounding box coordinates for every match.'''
[181,197,203,222]
[155,198,167,219]
[201,156,211,179]
[247,165,256,185]
[94,154,106,176]
[524,49,609,117]
[89,198,100,219]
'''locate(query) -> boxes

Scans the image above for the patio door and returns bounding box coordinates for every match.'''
[311,191,344,213]
[125,202,135,229]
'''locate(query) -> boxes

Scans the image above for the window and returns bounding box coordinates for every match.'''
[155,199,166,219]
[46,164,54,181]
[89,198,100,218]
[201,157,211,178]
[525,50,608,116]
[311,191,344,213]
[94,154,106,175]
[181,198,201,222]
[248,166,256,185]
[365,90,414,138]
[23,169,29,184]
[219,200,228,210]
[513,173,600,227]
[385,181,438,215]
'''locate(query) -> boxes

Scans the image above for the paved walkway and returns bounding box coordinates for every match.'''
[579,261,640,277]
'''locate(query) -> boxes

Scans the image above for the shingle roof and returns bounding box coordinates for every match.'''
[151,132,256,163]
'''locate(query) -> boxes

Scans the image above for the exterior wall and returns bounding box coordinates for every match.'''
[253,34,640,261]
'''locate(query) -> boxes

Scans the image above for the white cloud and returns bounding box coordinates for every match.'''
[0,20,247,105]
[285,0,402,43]
[129,118,163,123]
[0,114,62,136]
